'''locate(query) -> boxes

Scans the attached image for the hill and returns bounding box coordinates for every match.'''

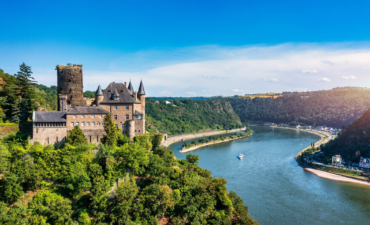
[321,107,370,163]
[145,98,243,136]
[226,88,370,127]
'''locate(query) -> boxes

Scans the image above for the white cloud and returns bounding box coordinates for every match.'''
[264,78,279,82]
[158,90,172,95]
[232,89,244,93]
[318,77,331,82]
[301,69,317,73]
[342,75,356,79]
[186,92,196,95]
[322,60,335,65]
[33,43,370,96]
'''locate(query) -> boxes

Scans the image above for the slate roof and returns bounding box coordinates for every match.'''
[138,80,145,95]
[134,110,143,115]
[34,111,66,122]
[66,106,108,114]
[128,81,134,93]
[95,85,103,96]
[100,82,140,104]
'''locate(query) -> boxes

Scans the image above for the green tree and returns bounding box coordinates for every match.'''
[0,143,9,173]
[0,173,24,204]
[67,125,87,145]
[11,99,21,123]
[186,154,199,165]
[102,113,117,146]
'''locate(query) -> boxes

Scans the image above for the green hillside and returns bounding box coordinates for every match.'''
[145,98,243,136]
[226,88,370,127]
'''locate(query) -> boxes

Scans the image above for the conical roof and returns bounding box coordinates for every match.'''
[113,89,120,97]
[138,80,145,95]
[95,85,103,96]
[128,80,134,93]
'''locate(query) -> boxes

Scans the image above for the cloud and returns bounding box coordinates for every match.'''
[301,69,317,74]
[318,77,331,82]
[32,43,370,96]
[264,78,279,82]
[158,90,172,95]
[186,92,196,95]
[342,75,356,79]
[232,89,244,93]
[322,60,335,65]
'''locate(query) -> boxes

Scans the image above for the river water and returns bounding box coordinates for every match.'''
[168,126,370,225]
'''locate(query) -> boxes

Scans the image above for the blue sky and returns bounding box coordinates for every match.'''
[1,0,370,96]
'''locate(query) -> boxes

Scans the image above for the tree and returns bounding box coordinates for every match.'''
[0,173,24,204]
[19,99,27,122]
[11,99,21,123]
[67,125,87,145]
[102,113,117,146]
[0,143,9,173]
[186,154,199,165]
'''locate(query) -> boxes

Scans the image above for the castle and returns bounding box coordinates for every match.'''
[31,64,146,145]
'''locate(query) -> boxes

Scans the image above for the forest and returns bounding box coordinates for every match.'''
[145,98,243,136]
[0,113,257,224]
[225,88,370,127]
[321,107,370,163]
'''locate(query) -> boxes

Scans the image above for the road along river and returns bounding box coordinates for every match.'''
[168,126,370,225]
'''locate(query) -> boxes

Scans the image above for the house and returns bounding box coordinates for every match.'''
[295,125,301,129]
[359,157,370,169]
[332,155,343,165]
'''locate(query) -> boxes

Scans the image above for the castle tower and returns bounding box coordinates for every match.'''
[137,80,146,133]
[128,80,134,93]
[57,64,84,110]
[95,85,104,106]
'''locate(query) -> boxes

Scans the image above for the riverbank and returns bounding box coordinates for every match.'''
[270,126,370,185]
[161,127,247,147]
[179,131,253,153]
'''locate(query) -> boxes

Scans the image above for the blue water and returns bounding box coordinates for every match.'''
[169,126,370,225]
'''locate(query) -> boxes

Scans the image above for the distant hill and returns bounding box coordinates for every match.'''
[321,107,370,163]
[145,98,243,136]
[225,88,370,127]
[148,96,217,101]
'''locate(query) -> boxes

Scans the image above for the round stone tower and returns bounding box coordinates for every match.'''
[95,85,104,106]
[57,64,84,110]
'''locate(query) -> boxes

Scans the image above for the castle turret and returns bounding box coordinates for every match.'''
[57,64,84,110]
[128,80,134,93]
[137,80,146,133]
[95,85,104,106]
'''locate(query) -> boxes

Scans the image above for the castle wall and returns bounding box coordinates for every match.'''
[31,123,67,145]
[57,65,84,110]
[66,114,106,130]
[99,104,133,132]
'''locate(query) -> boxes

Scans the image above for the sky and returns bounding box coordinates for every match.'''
[1,0,370,96]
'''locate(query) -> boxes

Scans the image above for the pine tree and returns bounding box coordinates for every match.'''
[11,99,21,124]
[15,63,37,120]
[102,113,117,146]
[67,125,87,145]
[20,100,27,122]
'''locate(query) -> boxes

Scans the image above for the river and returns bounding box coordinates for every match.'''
[168,126,370,225]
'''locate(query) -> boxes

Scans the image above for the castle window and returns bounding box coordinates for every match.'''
[71,122,74,126]
[126,115,129,119]
[91,115,95,118]
[136,115,142,119]
[73,115,77,119]
[81,115,85,118]
[113,96,119,101]
[114,115,117,120]
[36,128,38,133]
[115,124,118,128]
[114,105,117,110]
[97,122,100,126]
[126,106,129,110]
[81,122,85,126]
[102,122,105,126]
[139,130,140,133]
[87,122,90,126]
[122,124,125,130]
[92,122,95,126]
[76,122,79,126]
[99,115,103,118]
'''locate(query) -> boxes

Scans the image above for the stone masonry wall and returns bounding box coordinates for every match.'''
[31,126,67,145]
[57,65,84,109]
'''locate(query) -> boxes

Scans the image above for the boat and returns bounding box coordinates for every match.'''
[238,153,244,159]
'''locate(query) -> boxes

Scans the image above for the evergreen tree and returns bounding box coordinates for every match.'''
[19,100,27,122]
[102,113,117,146]
[67,125,87,145]
[11,99,20,124]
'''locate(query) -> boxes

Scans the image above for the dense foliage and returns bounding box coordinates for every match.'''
[321,107,370,163]
[146,98,243,136]
[0,126,256,224]
[226,88,370,127]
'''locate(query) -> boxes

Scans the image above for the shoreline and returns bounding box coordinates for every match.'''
[161,127,247,147]
[179,133,252,153]
[271,126,370,186]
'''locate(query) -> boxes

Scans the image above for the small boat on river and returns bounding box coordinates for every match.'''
[238,153,244,159]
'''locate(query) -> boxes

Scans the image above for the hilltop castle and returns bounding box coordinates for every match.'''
[31,64,146,145]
